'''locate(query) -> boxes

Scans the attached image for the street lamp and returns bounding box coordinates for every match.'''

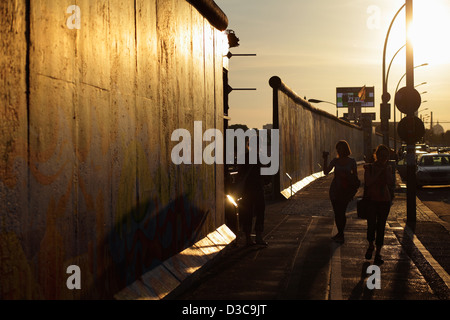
[308,99,338,117]
[394,65,428,97]
[386,44,406,89]
[394,67,427,114]
[415,81,427,89]
[417,108,428,114]
[381,3,406,147]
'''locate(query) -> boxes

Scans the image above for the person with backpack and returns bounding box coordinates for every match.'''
[323,140,360,243]
[363,144,395,265]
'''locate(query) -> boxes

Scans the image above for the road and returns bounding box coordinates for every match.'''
[397,170,450,224]
[417,186,450,224]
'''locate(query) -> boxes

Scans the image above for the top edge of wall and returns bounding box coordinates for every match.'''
[187,0,229,31]
[269,76,363,131]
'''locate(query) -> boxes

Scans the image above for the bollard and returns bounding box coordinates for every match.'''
[226,195,240,246]
[286,173,293,199]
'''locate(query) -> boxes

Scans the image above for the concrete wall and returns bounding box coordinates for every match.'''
[269,76,365,196]
[0,0,228,299]
[373,131,385,152]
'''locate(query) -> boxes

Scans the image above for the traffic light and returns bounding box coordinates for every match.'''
[395,86,425,142]
[395,86,421,114]
[397,116,425,143]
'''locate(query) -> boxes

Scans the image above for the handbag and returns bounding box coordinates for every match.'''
[347,174,361,201]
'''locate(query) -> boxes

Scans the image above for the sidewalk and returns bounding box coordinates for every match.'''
[173,165,450,300]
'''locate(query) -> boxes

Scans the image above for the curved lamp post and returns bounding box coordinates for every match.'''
[386,44,406,89]
[381,3,406,147]
[417,107,429,115]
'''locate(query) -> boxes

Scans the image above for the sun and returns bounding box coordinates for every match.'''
[408,0,450,65]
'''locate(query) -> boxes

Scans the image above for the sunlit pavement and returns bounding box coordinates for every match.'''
[174,165,450,300]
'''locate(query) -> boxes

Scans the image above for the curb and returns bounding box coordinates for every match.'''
[114,224,236,300]
[397,219,450,292]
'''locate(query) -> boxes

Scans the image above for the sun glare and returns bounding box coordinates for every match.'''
[409,0,450,65]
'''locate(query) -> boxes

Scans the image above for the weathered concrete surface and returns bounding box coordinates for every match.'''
[1,0,228,299]
[270,76,365,197]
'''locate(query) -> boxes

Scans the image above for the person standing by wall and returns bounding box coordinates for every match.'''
[323,140,359,243]
[363,144,395,265]
[239,135,267,247]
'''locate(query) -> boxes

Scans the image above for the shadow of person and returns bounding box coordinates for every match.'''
[279,236,341,300]
[82,195,210,299]
[348,261,375,300]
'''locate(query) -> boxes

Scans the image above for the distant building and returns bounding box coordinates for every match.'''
[432,122,444,135]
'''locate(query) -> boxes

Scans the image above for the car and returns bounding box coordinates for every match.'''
[416,153,450,187]
[416,144,430,153]
[398,143,429,160]
[396,150,428,180]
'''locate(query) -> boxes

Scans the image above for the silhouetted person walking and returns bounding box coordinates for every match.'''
[363,144,395,265]
[239,137,267,247]
[323,140,359,243]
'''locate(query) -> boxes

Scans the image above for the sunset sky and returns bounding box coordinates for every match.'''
[216,0,450,132]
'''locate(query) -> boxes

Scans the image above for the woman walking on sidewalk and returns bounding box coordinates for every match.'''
[323,140,359,243]
[363,144,395,265]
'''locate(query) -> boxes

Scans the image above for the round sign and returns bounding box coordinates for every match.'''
[395,87,421,114]
[397,116,425,143]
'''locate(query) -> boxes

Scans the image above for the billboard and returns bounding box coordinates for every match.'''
[336,86,375,108]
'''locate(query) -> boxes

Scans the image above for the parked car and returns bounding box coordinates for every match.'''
[416,153,450,187]
[396,150,428,180]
